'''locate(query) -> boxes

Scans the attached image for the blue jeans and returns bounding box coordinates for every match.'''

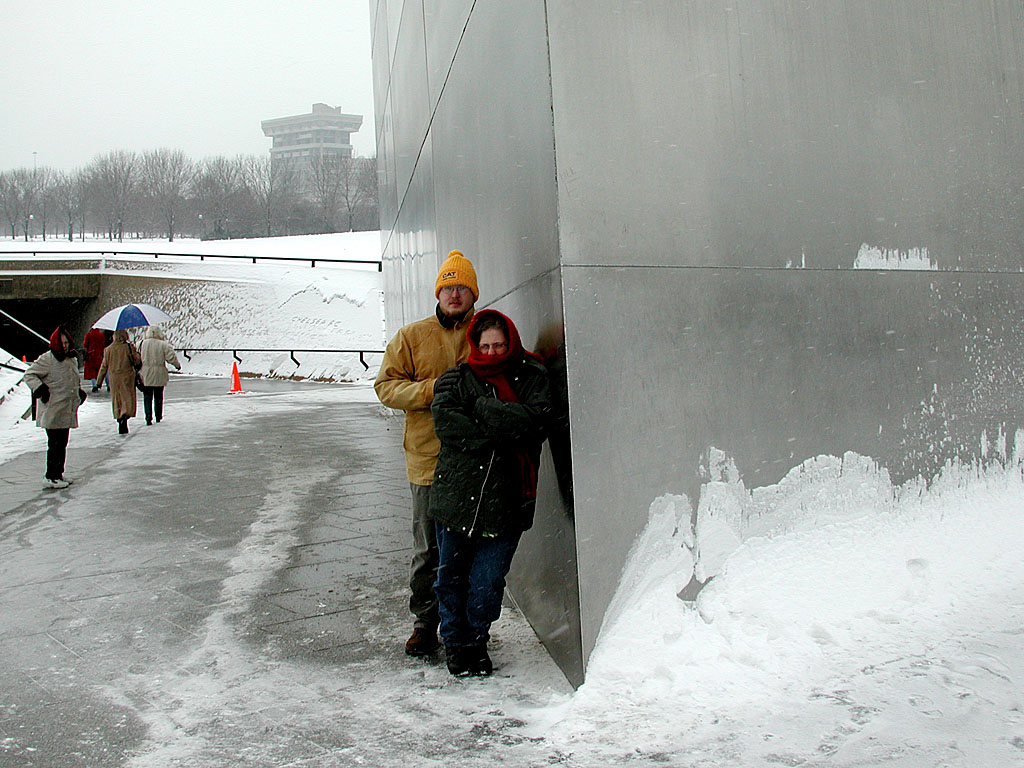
[434,524,521,649]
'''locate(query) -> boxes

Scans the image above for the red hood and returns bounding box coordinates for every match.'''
[49,326,73,360]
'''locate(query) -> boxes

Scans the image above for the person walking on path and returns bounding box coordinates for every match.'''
[374,250,478,657]
[428,310,551,676]
[83,327,107,392]
[97,329,141,435]
[138,326,181,425]
[22,327,88,489]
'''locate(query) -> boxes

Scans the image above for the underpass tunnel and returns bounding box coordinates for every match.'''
[0,298,94,363]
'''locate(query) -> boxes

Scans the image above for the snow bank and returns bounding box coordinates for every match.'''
[535,451,1024,766]
[0,345,30,441]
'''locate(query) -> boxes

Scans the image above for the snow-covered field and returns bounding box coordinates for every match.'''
[2,234,1023,765]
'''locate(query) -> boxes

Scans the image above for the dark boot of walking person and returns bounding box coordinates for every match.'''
[118,416,129,434]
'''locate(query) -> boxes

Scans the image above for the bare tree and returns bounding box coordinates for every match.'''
[307,150,343,233]
[0,172,24,239]
[334,155,363,233]
[4,168,44,241]
[244,155,297,237]
[142,149,194,242]
[192,156,246,238]
[88,151,138,241]
[34,167,54,240]
[51,170,88,241]
[355,156,379,231]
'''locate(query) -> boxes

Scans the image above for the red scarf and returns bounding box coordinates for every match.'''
[49,326,73,361]
[466,310,544,499]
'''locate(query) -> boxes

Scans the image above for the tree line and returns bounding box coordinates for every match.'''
[0,149,378,243]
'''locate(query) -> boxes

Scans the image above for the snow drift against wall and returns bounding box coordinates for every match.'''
[534,450,1024,765]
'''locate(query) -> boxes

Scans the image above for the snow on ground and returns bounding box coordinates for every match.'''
[853,243,936,270]
[3,233,1024,764]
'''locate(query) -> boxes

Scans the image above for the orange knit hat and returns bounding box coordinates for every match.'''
[434,249,479,299]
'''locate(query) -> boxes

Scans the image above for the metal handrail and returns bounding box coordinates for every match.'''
[177,347,384,370]
[0,250,382,271]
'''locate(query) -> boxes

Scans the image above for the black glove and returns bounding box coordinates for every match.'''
[78,389,87,405]
[433,368,461,397]
[36,383,50,403]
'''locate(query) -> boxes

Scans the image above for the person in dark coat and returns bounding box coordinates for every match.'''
[22,327,88,489]
[428,309,552,677]
[83,327,107,392]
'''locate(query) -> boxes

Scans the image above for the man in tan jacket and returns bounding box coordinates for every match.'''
[374,250,478,656]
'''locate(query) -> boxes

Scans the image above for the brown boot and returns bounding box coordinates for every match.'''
[404,626,439,657]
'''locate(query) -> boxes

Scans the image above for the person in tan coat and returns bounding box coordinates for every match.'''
[374,250,478,656]
[97,328,142,434]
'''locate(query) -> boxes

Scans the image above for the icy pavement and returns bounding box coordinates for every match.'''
[0,378,571,767]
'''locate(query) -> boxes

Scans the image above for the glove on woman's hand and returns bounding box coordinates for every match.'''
[433,368,461,396]
[36,383,50,403]
[78,389,87,404]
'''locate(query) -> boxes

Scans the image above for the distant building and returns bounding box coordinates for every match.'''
[261,103,363,188]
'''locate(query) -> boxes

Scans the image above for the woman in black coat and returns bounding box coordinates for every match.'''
[429,309,552,677]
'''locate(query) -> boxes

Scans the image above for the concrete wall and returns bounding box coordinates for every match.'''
[371,0,1024,685]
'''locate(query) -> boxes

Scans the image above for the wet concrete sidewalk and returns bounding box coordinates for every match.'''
[0,378,569,767]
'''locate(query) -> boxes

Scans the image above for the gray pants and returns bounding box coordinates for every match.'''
[409,483,439,629]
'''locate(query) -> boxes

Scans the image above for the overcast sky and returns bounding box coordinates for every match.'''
[0,0,377,172]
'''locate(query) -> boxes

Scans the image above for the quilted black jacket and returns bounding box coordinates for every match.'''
[428,357,551,537]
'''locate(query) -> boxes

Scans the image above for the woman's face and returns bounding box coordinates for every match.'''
[478,328,508,356]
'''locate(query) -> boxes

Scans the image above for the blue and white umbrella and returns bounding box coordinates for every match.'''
[93,303,173,331]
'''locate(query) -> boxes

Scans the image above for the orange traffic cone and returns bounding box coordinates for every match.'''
[228,361,244,394]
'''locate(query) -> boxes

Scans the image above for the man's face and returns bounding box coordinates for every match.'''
[438,284,474,317]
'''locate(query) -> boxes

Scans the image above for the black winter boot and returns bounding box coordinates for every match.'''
[445,644,492,677]
[466,644,493,677]
[445,646,473,677]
